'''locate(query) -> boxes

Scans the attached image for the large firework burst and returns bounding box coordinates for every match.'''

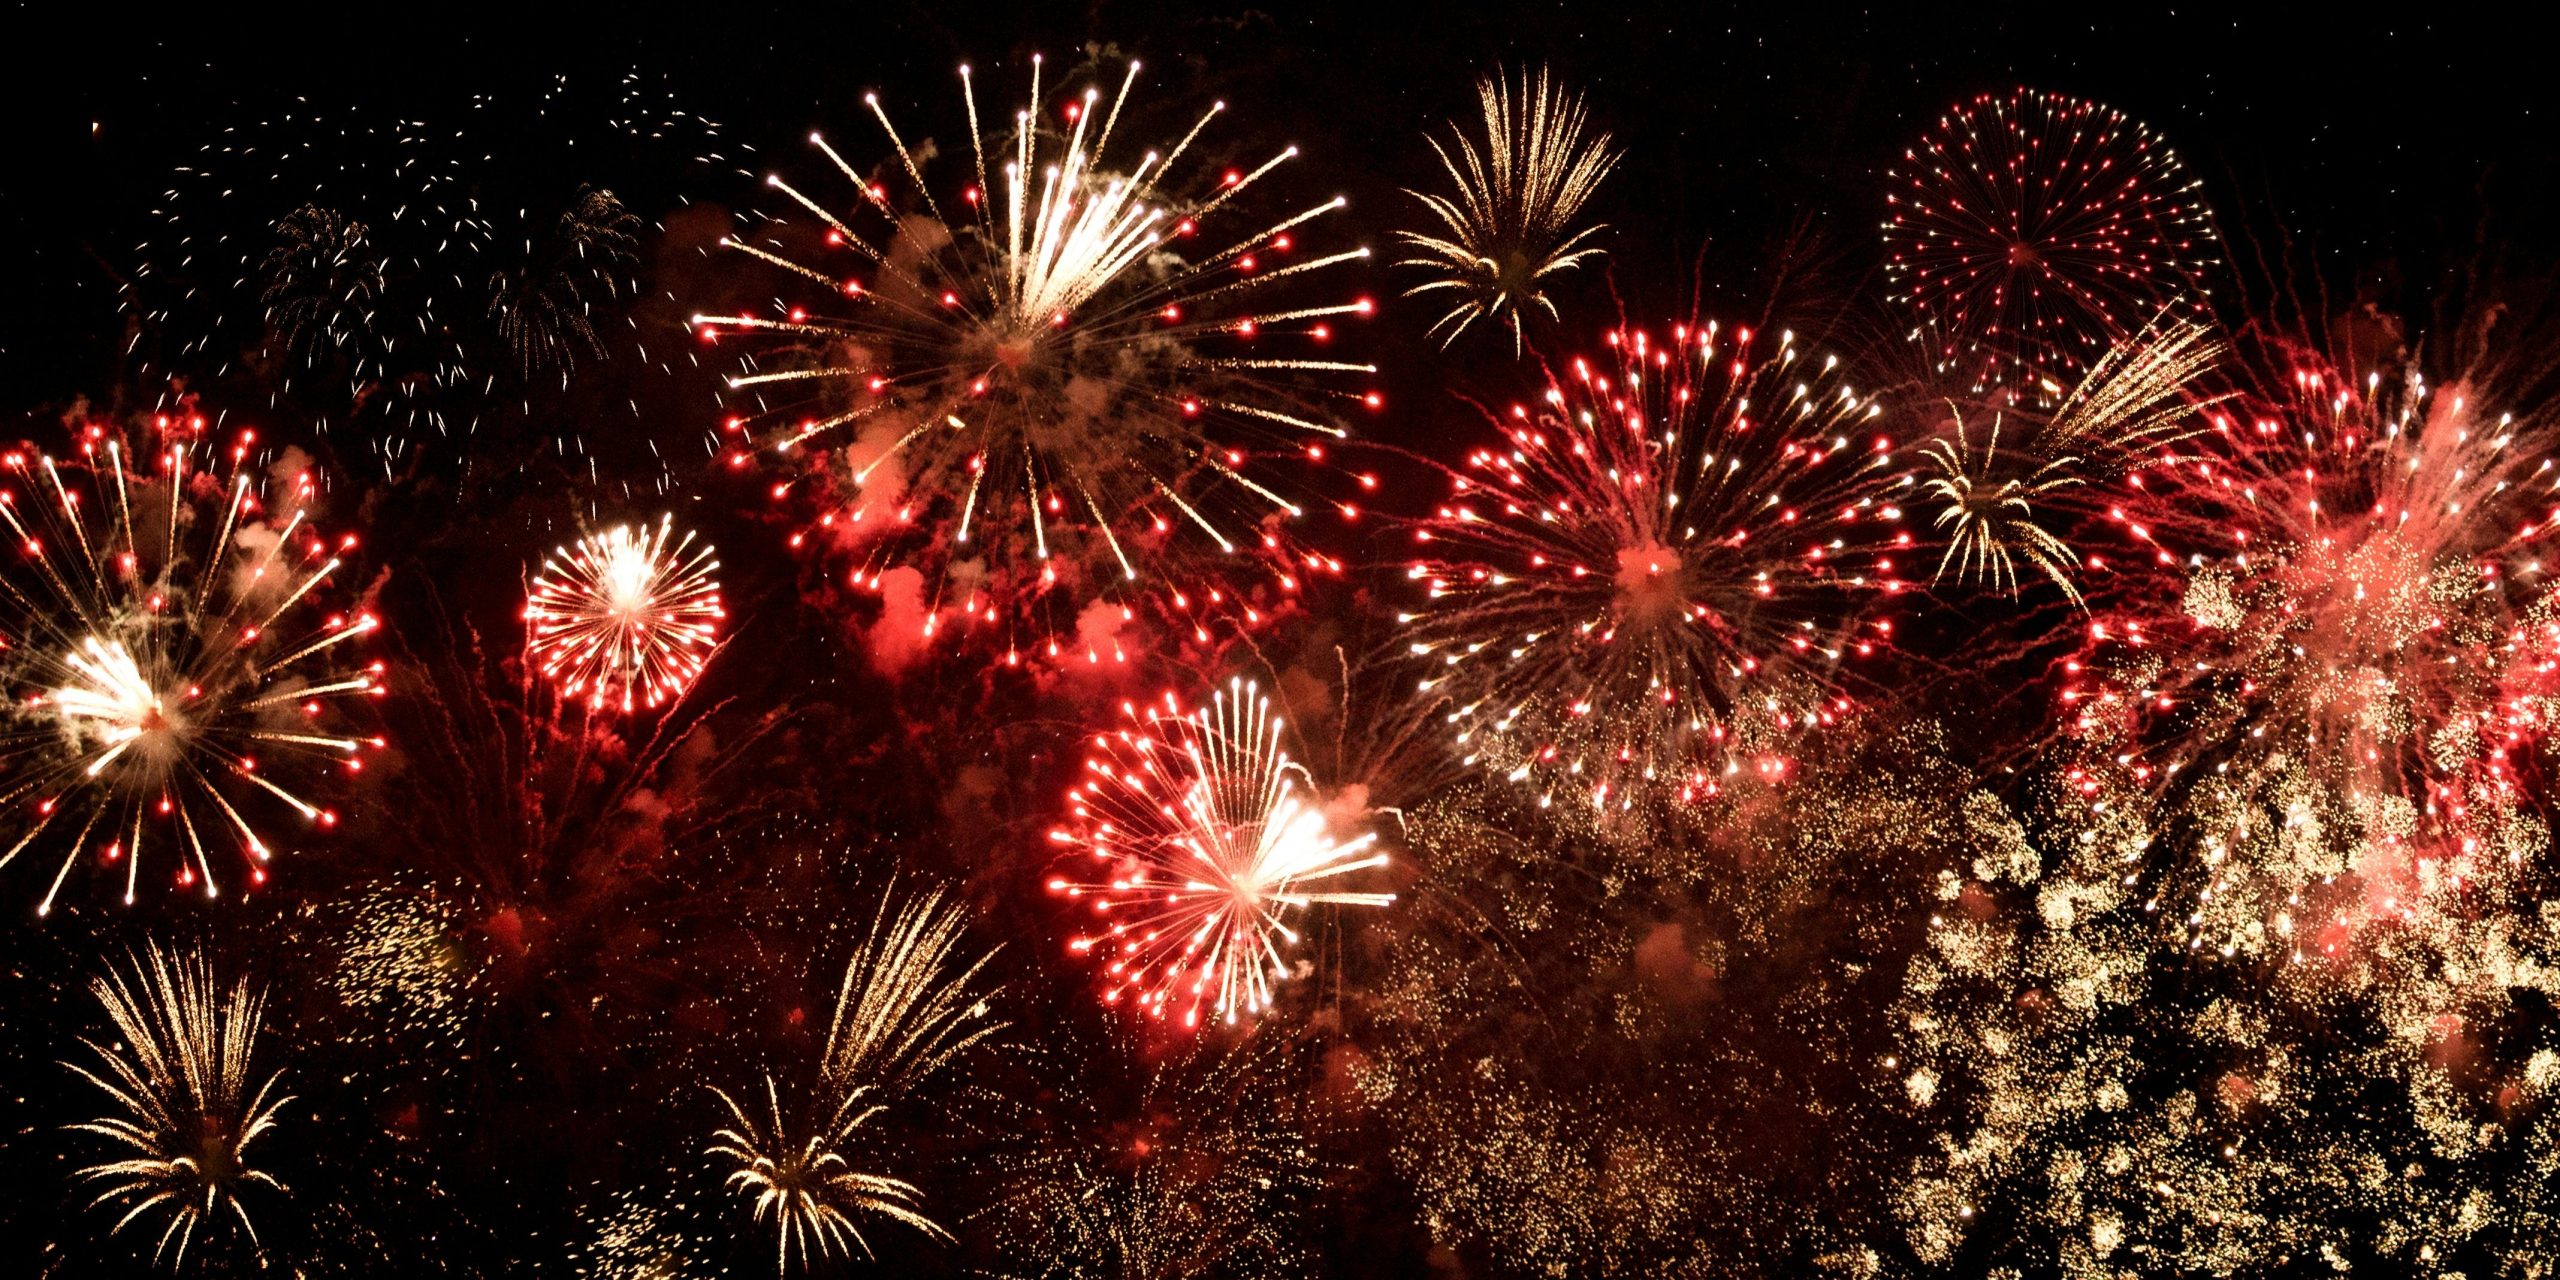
[523,515,724,714]
[693,56,1379,657]
[0,427,381,914]
[66,944,292,1269]
[1884,87,2219,400]
[1402,322,1909,815]
[2062,337,2560,961]
[1396,67,1619,353]
[1048,676,1392,1028]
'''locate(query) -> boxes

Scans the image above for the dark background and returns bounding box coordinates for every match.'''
[8,1,2553,406]
[1,3,2554,1276]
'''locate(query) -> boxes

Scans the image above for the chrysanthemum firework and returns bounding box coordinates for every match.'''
[1396,67,1619,353]
[1917,316,2225,605]
[1048,676,1392,1028]
[1402,322,1910,815]
[693,56,1379,659]
[2062,338,2560,961]
[1885,87,2220,400]
[0,426,381,915]
[66,944,292,1269]
[524,516,723,714]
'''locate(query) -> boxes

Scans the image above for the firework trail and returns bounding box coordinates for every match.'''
[0,424,380,914]
[1397,67,1619,353]
[1402,322,1909,817]
[67,943,291,1269]
[524,515,724,715]
[1885,87,2220,401]
[1049,675,1392,1028]
[705,885,994,1272]
[693,56,1379,661]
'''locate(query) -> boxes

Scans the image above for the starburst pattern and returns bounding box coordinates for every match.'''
[0,427,381,914]
[1049,676,1392,1027]
[1885,87,2219,399]
[1402,322,1909,814]
[706,1079,949,1272]
[523,515,723,714]
[693,56,1378,656]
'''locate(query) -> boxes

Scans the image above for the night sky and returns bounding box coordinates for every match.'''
[3,3,2558,1277]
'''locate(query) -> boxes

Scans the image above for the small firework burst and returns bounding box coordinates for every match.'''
[66,944,292,1268]
[1396,67,1620,353]
[0,426,381,914]
[694,56,1378,658]
[1918,316,2226,605]
[1885,87,2219,399]
[523,516,724,714]
[1049,676,1392,1028]
[706,1079,949,1272]
[1402,322,1909,814]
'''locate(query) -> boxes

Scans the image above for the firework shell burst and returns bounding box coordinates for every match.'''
[1884,86,2221,401]
[1396,66,1621,353]
[694,56,1381,661]
[66,943,292,1269]
[0,426,381,914]
[523,515,724,715]
[1402,322,1910,817]
[1049,676,1393,1028]
[2062,342,2560,963]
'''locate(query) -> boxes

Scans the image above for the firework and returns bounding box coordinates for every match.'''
[66,944,291,1268]
[984,1035,1332,1280]
[524,516,724,714]
[2060,345,2560,962]
[693,56,1378,656]
[1884,87,2219,399]
[1917,316,2225,604]
[127,79,737,451]
[1048,676,1391,1028]
[0,428,380,914]
[1401,323,1908,815]
[706,1078,949,1272]
[822,884,1003,1096]
[1396,67,1619,353]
